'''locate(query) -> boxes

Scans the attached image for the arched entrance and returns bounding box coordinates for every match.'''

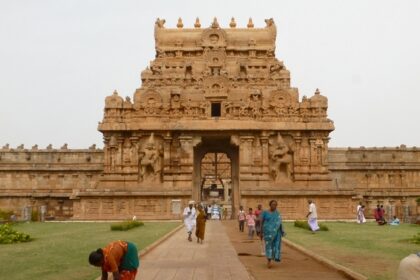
[193,136,239,217]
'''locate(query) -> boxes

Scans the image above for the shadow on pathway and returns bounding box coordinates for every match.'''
[223,220,349,280]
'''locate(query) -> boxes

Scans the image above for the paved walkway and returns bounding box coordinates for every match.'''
[137,220,252,280]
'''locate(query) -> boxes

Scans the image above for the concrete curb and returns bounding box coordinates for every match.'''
[283,238,368,280]
[139,223,184,257]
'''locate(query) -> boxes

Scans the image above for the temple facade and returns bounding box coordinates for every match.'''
[0,18,419,221]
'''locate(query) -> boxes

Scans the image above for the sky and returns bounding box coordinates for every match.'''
[0,0,419,149]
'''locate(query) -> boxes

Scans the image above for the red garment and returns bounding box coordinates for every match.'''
[254,209,262,218]
[120,269,138,280]
[102,241,128,273]
[373,209,380,220]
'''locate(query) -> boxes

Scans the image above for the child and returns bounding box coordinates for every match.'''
[238,206,246,232]
[246,207,256,239]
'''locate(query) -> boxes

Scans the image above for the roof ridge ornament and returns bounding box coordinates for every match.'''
[194,17,201,28]
[247,18,254,28]
[229,17,236,28]
[211,17,220,29]
[177,18,184,28]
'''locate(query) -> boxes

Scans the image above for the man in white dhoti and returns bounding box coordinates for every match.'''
[183,200,196,242]
[397,252,420,280]
[306,199,320,232]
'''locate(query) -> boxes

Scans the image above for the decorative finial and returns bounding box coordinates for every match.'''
[315,88,320,95]
[177,17,183,28]
[194,17,201,28]
[113,89,118,95]
[211,17,219,28]
[247,18,254,28]
[230,17,236,28]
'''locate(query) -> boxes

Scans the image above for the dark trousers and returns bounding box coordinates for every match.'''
[239,220,245,232]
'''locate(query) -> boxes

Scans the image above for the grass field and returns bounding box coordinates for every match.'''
[0,221,180,280]
[283,221,420,280]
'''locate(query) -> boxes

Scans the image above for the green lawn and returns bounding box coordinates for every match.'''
[0,221,180,280]
[283,221,420,280]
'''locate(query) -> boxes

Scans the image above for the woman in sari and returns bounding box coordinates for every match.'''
[261,200,285,268]
[195,204,207,244]
[89,240,139,280]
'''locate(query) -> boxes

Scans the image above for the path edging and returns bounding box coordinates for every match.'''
[283,238,368,280]
[139,223,184,257]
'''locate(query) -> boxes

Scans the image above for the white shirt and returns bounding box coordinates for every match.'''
[308,203,317,219]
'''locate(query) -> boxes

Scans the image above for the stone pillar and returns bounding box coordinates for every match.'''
[163,133,172,173]
[260,132,269,172]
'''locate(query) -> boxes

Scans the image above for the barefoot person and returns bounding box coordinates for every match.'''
[195,204,207,244]
[261,200,285,268]
[183,200,196,241]
[306,199,320,232]
[89,240,139,280]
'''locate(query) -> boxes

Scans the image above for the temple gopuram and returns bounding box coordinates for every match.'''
[0,18,419,221]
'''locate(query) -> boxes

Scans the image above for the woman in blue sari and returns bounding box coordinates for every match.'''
[260,200,285,268]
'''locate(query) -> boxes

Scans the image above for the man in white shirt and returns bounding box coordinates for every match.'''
[306,199,320,232]
[183,200,196,242]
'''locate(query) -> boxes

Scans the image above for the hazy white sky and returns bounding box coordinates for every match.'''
[0,0,419,148]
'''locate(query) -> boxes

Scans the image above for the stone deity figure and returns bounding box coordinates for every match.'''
[138,134,163,182]
[269,134,293,181]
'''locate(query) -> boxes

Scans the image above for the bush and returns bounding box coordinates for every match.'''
[110,220,144,231]
[0,209,14,221]
[294,220,329,231]
[409,232,420,245]
[0,224,31,244]
[416,197,420,204]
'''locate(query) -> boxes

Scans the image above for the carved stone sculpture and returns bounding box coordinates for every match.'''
[138,134,163,182]
[269,133,293,181]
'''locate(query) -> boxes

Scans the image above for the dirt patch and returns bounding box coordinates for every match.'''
[223,220,349,280]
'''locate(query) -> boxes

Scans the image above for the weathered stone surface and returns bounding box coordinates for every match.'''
[0,19,418,221]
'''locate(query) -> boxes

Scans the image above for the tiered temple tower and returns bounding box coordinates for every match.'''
[74,17,336,219]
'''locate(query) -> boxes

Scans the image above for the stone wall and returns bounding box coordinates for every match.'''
[0,145,103,219]
[0,145,419,221]
[328,146,420,222]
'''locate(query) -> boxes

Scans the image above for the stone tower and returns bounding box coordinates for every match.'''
[77,18,335,219]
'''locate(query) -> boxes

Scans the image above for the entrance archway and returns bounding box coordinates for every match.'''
[193,136,239,217]
[200,152,231,202]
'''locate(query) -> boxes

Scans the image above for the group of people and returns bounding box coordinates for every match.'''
[357,202,401,226]
[237,199,319,268]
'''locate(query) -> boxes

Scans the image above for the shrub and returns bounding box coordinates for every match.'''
[294,220,329,231]
[409,232,420,245]
[0,224,31,244]
[416,197,420,204]
[0,209,14,221]
[110,220,144,231]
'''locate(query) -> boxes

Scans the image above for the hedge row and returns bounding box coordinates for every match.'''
[110,220,144,231]
[294,220,329,231]
[0,224,31,244]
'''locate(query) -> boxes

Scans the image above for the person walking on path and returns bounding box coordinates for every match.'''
[254,204,263,237]
[89,240,139,280]
[356,202,366,224]
[223,206,228,220]
[183,200,197,241]
[246,207,256,240]
[195,204,207,244]
[238,205,246,232]
[207,204,212,219]
[261,200,285,268]
[306,199,320,232]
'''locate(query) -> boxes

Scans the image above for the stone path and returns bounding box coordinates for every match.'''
[223,220,349,280]
[137,220,252,280]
